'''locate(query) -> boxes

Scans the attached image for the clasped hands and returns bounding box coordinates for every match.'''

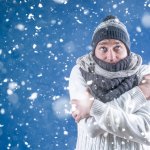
[71,90,94,123]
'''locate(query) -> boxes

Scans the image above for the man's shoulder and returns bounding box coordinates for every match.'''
[70,64,82,79]
[137,64,150,81]
[71,64,80,72]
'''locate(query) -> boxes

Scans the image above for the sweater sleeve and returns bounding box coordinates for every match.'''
[69,65,149,138]
[90,99,150,145]
[69,65,106,136]
[84,86,147,138]
[85,65,150,137]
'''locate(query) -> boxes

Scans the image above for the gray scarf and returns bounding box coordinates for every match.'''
[77,52,142,103]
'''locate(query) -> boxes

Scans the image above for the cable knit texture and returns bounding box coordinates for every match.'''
[69,52,150,150]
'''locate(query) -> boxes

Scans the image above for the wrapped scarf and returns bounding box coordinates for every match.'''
[77,52,142,103]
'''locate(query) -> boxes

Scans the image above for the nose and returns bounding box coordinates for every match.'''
[106,50,116,63]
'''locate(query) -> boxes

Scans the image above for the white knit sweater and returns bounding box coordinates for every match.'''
[69,59,150,150]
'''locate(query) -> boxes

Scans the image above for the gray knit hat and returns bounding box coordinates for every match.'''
[92,15,130,54]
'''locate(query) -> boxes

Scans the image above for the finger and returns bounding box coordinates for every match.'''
[75,115,81,123]
[72,111,77,119]
[143,74,150,80]
[71,110,80,118]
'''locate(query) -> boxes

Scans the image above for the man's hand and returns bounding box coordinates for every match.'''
[71,90,94,123]
[139,74,150,100]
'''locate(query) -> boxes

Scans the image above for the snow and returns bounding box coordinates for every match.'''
[7,89,13,95]
[21,81,26,86]
[24,141,31,148]
[54,56,58,60]
[8,82,19,90]
[74,16,83,24]
[87,80,93,85]
[121,141,125,145]
[37,73,42,77]
[38,3,43,8]
[28,92,38,101]
[28,13,35,20]
[32,44,37,49]
[52,97,71,119]
[35,26,41,30]
[64,130,68,135]
[0,124,4,127]
[122,128,126,132]
[0,49,2,55]
[113,4,118,9]
[52,0,68,4]
[0,0,150,149]
[83,9,89,15]
[59,38,64,42]
[52,95,60,101]
[63,41,76,53]
[0,108,5,114]
[46,43,53,48]
[141,13,150,28]
[64,76,69,81]
[136,26,142,32]
[15,24,25,31]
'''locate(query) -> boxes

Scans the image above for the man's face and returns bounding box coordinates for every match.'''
[94,39,128,63]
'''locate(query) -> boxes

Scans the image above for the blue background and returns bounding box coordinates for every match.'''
[0,0,150,149]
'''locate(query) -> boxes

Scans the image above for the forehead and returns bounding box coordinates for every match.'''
[98,39,123,45]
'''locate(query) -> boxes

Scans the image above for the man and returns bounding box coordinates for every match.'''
[69,15,150,150]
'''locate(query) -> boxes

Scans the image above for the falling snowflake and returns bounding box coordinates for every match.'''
[28,92,38,101]
[52,0,68,4]
[141,13,150,28]
[15,24,25,31]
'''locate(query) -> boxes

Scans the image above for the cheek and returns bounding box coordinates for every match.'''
[95,51,106,60]
[95,50,102,59]
[119,51,128,58]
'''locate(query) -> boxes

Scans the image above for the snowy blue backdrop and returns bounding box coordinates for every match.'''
[0,0,150,149]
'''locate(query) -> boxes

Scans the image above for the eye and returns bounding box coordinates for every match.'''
[115,45,121,49]
[99,47,107,53]
[114,45,122,51]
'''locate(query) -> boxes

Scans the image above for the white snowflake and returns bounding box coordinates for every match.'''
[141,13,150,28]
[47,43,52,48]
[28,13,35,20]
[113,4,118,9]
[38,3,43,8]
[28,92,38,101]
[52,0,68,4]
[136,26,142,32]
[15,24,25,31]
